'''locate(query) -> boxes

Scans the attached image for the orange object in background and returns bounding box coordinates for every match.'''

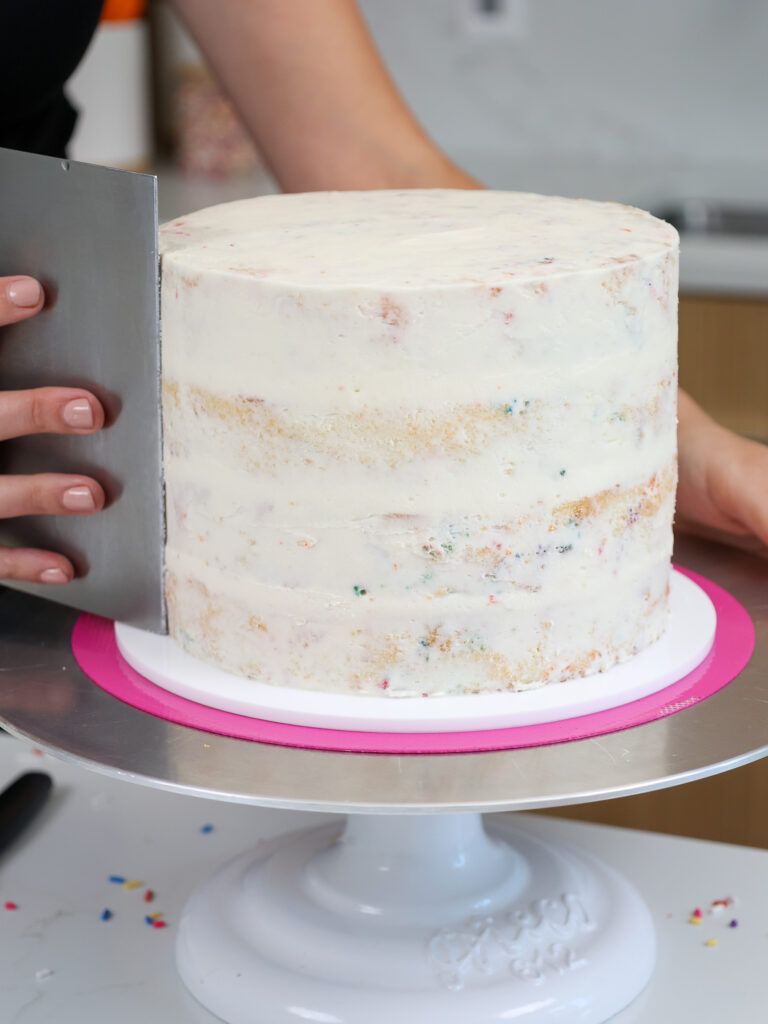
[101,0,146,20]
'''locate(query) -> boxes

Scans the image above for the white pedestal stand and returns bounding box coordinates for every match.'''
[177,813,654,1024]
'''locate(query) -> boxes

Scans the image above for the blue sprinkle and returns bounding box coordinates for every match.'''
[145,915,155,926]
[101,909,113,921]
[108,875,125,885]
[200,824,214,834]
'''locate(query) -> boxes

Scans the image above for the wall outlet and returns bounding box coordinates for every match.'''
[458,0,528,38]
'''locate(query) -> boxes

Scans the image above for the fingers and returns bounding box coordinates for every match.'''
[0,546,74,585]
[0,474,104,584]
[0,474,105,520]
[0,276,44,327]
[0,387,104,442]
[0,277,104,586]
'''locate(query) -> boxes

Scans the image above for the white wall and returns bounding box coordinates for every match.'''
[358,0,768,206]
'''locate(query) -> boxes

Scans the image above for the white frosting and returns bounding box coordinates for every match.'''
[159,190,678,696]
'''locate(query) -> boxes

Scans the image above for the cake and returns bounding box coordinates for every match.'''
[159,189,678,697]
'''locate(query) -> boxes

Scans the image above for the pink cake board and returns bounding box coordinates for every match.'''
[71,567,754,756]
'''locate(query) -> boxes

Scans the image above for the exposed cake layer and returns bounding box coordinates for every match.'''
[165,552,672,697]
[165,468,675,695]
[159,189,679,694]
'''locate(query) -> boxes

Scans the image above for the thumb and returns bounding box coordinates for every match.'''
[0,276,44,327]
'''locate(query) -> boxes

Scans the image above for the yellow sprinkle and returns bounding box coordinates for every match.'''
[705,939,718,947]
[123,880,143,891]
[148,911,164,921]
[688,916,702,925]
[203,744,210,749]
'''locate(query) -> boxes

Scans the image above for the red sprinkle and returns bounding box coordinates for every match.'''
[144,890,155,903]
[693,908,702,918]
[152,920,168,929]
[4,901,18,911]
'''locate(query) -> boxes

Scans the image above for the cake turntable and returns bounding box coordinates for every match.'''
[0,534,766,1024]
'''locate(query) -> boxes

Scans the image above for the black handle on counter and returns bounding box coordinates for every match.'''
[0,771,53,857]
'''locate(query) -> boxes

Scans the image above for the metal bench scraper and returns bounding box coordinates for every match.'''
[0,147,165,632]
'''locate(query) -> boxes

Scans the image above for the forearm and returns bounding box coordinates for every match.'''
[170,0,480,192]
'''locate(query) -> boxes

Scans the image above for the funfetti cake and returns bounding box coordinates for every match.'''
[159,189,678,697]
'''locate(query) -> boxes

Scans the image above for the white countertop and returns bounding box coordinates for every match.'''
[2,733,767,1023]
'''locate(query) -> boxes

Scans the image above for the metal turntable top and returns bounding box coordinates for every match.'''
[1,535,766,814]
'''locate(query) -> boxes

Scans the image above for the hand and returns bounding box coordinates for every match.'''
[0,276,105,584]
[677,389,768,548]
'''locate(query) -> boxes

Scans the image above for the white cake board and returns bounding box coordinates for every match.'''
[115,569,715,733]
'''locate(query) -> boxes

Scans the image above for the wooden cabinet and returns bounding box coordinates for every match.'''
[677,294,768,439]
[537,761,768,849]
[539,294,768,849]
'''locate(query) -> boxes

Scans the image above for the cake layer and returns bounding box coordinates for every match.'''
[159,249,676,404]
[162,375,676,473]
[164,462,675,601]
[159,190,679,694]
[165,553,671,697]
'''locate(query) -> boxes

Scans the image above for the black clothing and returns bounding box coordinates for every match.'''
[0,0,105,157]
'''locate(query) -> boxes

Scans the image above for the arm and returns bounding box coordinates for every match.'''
[169,0,479,192]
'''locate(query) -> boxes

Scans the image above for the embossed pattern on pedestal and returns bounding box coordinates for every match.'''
[428,892,595,990]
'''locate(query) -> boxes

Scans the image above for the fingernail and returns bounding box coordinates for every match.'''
[7,278,42,308]
[40,568,69,584]
[62,399,94,429]
[62,486,96,512]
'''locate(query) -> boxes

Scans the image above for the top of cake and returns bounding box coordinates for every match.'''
[159,189,678,289]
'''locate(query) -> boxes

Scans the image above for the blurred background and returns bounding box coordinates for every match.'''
[67,0,768,847]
